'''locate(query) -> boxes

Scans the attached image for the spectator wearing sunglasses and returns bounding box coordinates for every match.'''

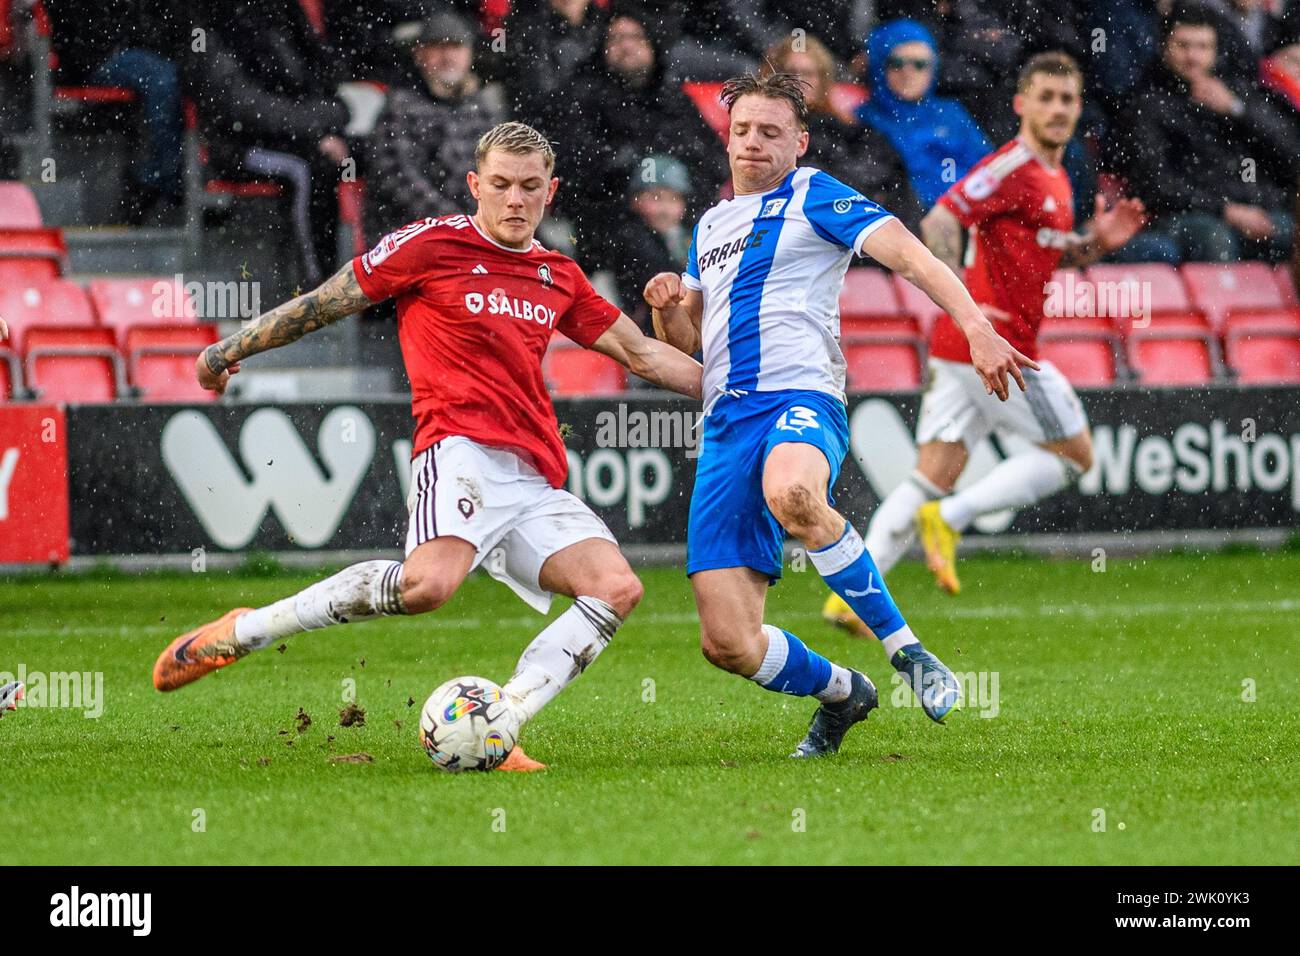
[855,18,990,208]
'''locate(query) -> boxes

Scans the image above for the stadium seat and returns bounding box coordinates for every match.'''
[88,277,200,345]
[681,82,729,141]
[1225,328,1300,384]
[0,182,44,228]
[1085,262,1192,319]
[840,268,902,322]
[0,226,68,280]
[1181,262,1286,326]
[892,273,945,332]
[0,346,21,400]
[1222,308,1300,337]
[842,336,923,391]
[125,324,220,402]
[1127,331,1217,385]
[0,278,96,351]
[24,326,125,402]
[1274,265,1298,305]
[1039,331,1120,386]
[543,345,627,396]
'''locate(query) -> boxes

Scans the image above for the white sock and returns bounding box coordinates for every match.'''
[503,596,622,722]
[233,560,405,651]
[939,447,1075,532]
[865,472,944,575]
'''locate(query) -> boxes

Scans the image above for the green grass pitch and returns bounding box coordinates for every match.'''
[2,551,1297,865]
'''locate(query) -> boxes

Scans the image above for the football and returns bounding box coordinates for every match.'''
[418,676,519,772]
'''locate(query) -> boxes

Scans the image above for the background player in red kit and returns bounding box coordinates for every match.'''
[825,53,1146,629]
[151,123,704,770]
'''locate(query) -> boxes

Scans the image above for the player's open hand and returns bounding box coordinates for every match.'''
[643,272,686,309]
[196,351,239,395]
[968,323,1038,401]
[1093,194,1147,252]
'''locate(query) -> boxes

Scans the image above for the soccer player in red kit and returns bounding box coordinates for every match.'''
[825,53,1146,629]
[152,123,704,770]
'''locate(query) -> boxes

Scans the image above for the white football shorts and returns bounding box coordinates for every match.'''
[404,436,617,613]
[916,357,1088,449]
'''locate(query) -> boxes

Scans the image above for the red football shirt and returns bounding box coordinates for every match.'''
[352,214,620,487]
[928,138,1075,363]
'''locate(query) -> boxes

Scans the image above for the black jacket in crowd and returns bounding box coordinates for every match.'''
[1118,60,1300,217]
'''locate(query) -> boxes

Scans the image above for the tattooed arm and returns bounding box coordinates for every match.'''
[920,203,965,275]
[197,263,374,394]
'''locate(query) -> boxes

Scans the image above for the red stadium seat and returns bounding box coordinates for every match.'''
[0,346,21,400]
[125,324,220,402]
[88,277,200,344]
[1039,332,1119,386]
[1127,332,1216,385]
[682,82,729,141]
[1181,262,1285,327]
[543,345,627,396]
[24,326,125,402]
[0,279,96,351]
[892,273,945,332]
[1086,262,1192,315]
[1225,329,1300,384]
[840,268,901,323]
[843,336,923,390]
[0,182,43,228]
[1222,308,1300,337]
[1274,264,1298,305]
[0,226,68,283]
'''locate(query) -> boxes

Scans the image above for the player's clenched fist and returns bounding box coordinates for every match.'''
[643,272,685,309]
[195,349,240,395]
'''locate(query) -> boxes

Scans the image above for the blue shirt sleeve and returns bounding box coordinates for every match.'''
[682,221,702,289]
[803,171,894,253]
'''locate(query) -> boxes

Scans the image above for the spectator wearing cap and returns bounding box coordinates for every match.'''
[608,155,693,334]
[367,11,506,236]
[854,19,990,209]
[559,2,729,267]
[761,33,923,232]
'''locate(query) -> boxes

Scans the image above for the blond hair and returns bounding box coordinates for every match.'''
[475,122,556,172]
[761,35,837,114]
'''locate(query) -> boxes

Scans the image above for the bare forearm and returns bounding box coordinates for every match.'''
[893,240,992,339]
[627,338,703,400]
[651,304,701,354]
[203,264,371,373]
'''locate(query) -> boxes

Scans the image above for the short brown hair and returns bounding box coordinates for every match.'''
[1017,51,1083,92]
[720,71,809,128]
[760,35,837,114]
[475,121,556,172]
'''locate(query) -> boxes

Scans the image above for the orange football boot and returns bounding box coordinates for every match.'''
[153,607,253,691]
[497,746,546,772]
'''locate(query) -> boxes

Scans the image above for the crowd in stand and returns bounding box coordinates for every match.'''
[6,0,1300,328]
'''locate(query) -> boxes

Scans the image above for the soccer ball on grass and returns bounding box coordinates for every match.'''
[418,676,519,772]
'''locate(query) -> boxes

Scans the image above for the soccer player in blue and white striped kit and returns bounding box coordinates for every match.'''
[646,72,1037,757]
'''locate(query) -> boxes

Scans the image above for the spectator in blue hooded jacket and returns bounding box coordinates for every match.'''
[855,19,990,208]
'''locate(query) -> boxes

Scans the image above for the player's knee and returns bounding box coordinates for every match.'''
[587,569,643,619]
[699,626,757,675]
[765,481,822,535]
[399,566,459,615]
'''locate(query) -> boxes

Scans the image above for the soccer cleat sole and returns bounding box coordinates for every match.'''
[916,502,962,595]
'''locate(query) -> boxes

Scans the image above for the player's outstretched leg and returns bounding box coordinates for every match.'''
[823,471,944,636]
[765,444,961,723]
[693,568,876,757]
[497,538,642,771]
[152,539,475,691]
